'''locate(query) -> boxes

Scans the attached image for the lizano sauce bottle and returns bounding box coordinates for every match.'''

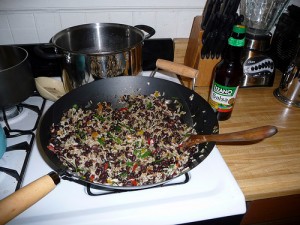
[208,25,246,121]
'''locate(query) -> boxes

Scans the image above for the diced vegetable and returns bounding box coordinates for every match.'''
[104,162,109,170]
[119,107,128,111]
[92,131,99,138]
[132,163,138,172]
[89,175,95,182]
[130,179,138,186]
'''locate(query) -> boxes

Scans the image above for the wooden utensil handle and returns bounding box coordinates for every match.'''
[156,59,198,79]
[0,172,60,225]
[185,125,278,147]
[204,125,278,143]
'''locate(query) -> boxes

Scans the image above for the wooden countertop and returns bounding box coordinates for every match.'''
[193,73,300,201]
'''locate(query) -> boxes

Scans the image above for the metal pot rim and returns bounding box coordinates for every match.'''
[51,23,146,55]
[0,46,28,73]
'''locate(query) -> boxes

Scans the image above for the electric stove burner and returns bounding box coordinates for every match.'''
[0,106,23,121]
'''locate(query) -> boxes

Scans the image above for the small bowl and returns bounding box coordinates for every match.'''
[35,77,66,101]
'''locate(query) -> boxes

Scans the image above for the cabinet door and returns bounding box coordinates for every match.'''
[241,194,300,225]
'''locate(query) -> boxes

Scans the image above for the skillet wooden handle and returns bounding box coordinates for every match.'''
[156,59,198,79]
[0,172,60,225]
[185,125,278,148]
[204,125,278,142]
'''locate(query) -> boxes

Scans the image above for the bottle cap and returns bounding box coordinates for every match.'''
[228,25,246,47]
[233,25,246,34]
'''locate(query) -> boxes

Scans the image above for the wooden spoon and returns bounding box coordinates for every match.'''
[184,125,278,148]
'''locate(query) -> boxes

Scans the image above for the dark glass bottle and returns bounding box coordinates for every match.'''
[208,25,246,121]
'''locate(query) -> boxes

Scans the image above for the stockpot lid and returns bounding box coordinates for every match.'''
[51,23,146,55]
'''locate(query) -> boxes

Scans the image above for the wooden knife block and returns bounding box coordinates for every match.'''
[183,16,221,87]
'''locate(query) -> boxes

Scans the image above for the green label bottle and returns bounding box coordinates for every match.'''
[208,25,246,121]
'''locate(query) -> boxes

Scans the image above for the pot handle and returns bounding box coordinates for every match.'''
[153,59,199,90]
[135,25,156,39]
[0,171,60,224]
[156,59,198,79]
[34,43,64,60]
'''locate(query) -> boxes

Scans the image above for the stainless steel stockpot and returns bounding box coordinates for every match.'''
[35,23,155,92]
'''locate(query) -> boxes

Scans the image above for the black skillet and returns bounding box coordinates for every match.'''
[0,60,217,223]
[37,60,218,191]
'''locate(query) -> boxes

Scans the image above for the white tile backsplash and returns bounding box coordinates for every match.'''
[0,0,206,11]
[6,13,39,44]
[155,11,179,39]
[7,13,36,29]
[0,14,9,29]
[34,12,61,43]
[132,11,156,29]
[0,29,13,44]
[0,14,12,44]
[108,11,133,25]
[11,28,39,44]
[176,9,203,38]
[85,11,110,23]
[0,0,298,45]
[0,1,204,45]
[60,12,86,30]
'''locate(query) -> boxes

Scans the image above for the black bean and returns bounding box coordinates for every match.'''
[99,172,108,179]
[75,158,81,167]
[95,167,102,175]
[140,165,146,173]
[85,160,93,167]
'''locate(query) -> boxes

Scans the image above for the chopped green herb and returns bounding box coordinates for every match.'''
[107,132,113,138]
[76,130,86,139]
[119,123,135,133]
[120,172,128,178]
[114,124,122,132]
[97,137,105,145]
[146,101,153,109]
[114,137,122,144]
[133,149,140,156]
[94,114,105,122]
[126,161,134,167]
[153,159,163,163]
[141,150,151,158]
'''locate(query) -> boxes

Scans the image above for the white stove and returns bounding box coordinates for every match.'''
[1,71,246,225]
